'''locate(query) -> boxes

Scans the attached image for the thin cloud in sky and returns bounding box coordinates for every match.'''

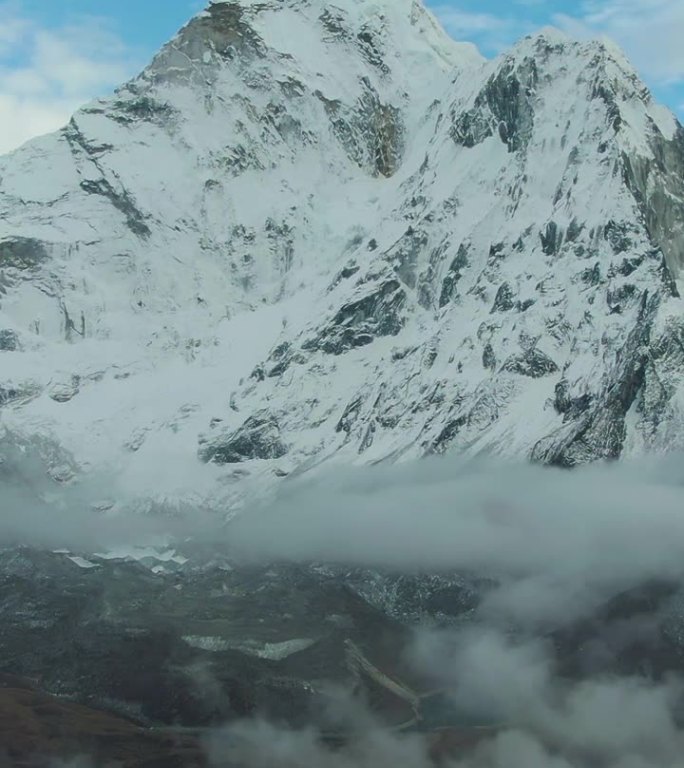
[0,2,139,154]
[554,0,684,85]
[430,0,684,117]
[429,5,535,54]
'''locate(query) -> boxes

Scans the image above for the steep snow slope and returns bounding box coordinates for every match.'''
[1,0,683,511]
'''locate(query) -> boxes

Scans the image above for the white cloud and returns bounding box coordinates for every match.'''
[553,0,684,85]
[0,3,139,155]
[429,6,534,52]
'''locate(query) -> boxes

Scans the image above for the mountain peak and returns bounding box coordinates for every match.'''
[1,0,683,508]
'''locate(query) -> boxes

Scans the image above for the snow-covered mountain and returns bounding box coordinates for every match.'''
[1,0,683,510]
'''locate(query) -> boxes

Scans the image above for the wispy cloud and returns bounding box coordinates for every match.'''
[0,2,140,155]
[428,0,682,117]
[429,6,534,54]
[554,0,684,86]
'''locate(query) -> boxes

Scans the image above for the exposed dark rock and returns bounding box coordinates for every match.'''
[591,77,622,132]
[660,255,681,298]
[606,283,638,313]
[319,8,347,39]
[501,348,559,378]
[0,383,41,408]
[199,411,287,464]
[439,245,469,308]
[336,396,364,434]
[0,386,21,406]
[533,293,659,466]
[108,95,179,126]
[266,341,295,377]
[516,298,536,312]
[304,280,406,355]
[356,24,389,73]
[63,116,115,157]
[158,0,265,69]
[540,220,562,256]
[430,415,468,456]
[565,217,584,243]
[216,143,265,176]
[604,220,634,254]
[617,255,644,277]
[620,123,684,275]
[0,329,19,352]
[318,79,404,177]
[491,283,515,313]
[553,380,594,421]
[482,343,496,370]
[488,242,506,261]
[0,238,49,271]
[451,58,537,153]
[341,264,360,280]
[450,109,492,149]
[49,379,80,404]
[580,263,601,287]
[358,419,376,453]
[391,346,418,362]
[80,179,151,238]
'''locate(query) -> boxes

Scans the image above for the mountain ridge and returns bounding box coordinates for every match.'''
[1,0,683,512]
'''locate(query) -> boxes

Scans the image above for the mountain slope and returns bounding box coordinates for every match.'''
[1,0,683,510]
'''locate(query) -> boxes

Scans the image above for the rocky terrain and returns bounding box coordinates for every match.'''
[2,547,684,765]
[1,0,683,513]
[2,0,684,764]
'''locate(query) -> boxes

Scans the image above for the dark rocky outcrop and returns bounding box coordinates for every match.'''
[0,550,424,734]
[533,292,658,466]
[336,396,364,435]
[439,245,469,308]
[0,329,19,352]
[0,238,49,271]
[199,411,287,464]
[151,0,265,74]
[491,282,515,313]
[2,548,684,763]
[451,57,537,153]
[621,124,684,275]
[79,178,151,238]
[501,348,559,378]
[540,220,563,256]
[304,279,406,355]
[482,343,497,370]
[319,79,404,177]
[107,94,179,126]
[553,380,593,421]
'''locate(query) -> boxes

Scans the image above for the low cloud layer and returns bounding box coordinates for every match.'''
[229,454,684,625]
[202,627,684,768]
[3,435,684,628]
[4,440,684,765]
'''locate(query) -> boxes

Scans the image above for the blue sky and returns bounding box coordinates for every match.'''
[0,0,682,153]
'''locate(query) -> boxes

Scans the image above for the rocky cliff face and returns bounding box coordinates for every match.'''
[1,0,683,510]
